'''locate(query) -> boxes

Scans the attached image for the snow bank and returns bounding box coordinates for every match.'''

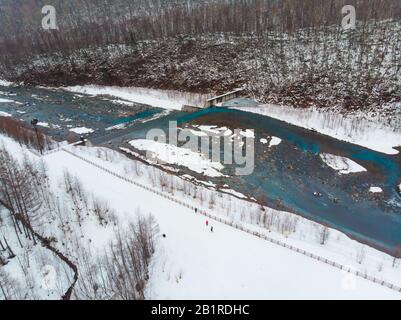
[0,79,13,86]
[69,127,94,134]
[235,104,401,155]
[221,188,248,199]
[0,98,15,103]
[240,129,255,138]
[0,111,11,117]
[64,85,212,110]
[108,99,134,106]
[320,153,367,175]
[129,139,224,177]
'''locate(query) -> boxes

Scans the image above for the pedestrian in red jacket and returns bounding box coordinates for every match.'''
[206,220,209,227]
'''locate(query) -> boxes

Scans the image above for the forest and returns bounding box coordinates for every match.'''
[0,0,400,112]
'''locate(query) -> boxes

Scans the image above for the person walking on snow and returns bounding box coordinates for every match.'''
[206,220,209,227]
[210,226,214,232]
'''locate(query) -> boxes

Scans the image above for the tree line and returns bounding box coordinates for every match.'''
[0,0,400,64]
[0,117,53,152]
[0,146,158,300]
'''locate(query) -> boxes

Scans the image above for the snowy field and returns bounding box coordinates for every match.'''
[1,134,401,299]
[234,104,401,155]
[64,85,213,110]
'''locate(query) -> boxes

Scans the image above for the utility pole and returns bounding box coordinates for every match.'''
[31,118,43,155]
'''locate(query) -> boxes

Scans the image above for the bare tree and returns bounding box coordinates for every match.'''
[317,226,330,245]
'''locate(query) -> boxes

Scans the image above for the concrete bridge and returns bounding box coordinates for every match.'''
[204,89,244,107]
[181,88,245,112]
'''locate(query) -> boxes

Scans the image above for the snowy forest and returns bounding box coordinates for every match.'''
[0,0,400,112]
[0,145,158,299]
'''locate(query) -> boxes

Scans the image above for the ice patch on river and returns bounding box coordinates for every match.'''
[0,111,11,117]
[320,153,367,175]
[69,127,94,134]
[269,137,282,147]
[234,104,401,155]
[369,187,383,193]
[129,139,224,177]
[193,125,254,141]
[221,187,248,199]
[260,136,281,147]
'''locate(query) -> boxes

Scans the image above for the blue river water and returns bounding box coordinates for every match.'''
[0,85,400,254]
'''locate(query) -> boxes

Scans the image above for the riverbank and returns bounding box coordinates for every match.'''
[1,83,401,255]
[233,104,401,155]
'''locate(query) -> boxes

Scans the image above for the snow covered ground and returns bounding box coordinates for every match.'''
[69,127,94,134]
[64,85,213,110]
[319,153,367,175]
[1,134,401,299]
[234,104,401,155]
[43,148,401,299]
[129,139,224,177]
[61,145,401,288]
[0,98,15,103]
[0,79,13,86]
[0,111,11,117]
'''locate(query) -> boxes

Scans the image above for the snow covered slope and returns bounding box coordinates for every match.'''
[1,134,400,299]
[44,149,401,299]
[64,85,212,110]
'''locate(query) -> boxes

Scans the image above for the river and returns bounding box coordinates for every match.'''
[1,84,400,254]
